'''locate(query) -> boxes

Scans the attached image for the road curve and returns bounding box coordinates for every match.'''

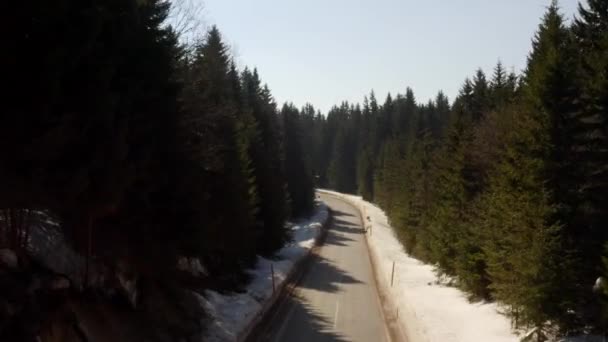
[249,193,391,342]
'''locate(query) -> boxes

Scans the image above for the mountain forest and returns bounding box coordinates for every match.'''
[303,0,608,337]
[1,0,607,340]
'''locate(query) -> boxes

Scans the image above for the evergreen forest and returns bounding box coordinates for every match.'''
[1,0,607,340]
[303,1,608,337]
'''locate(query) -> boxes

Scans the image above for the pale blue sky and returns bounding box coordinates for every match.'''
[201,0,581,113]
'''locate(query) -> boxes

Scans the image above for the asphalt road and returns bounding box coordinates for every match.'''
[252,194,391,342]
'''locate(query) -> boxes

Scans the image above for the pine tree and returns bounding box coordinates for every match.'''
[379,93,395,140]
[425,109,470,276]
[434,91,451,136]
[232,66,261,234]
[240,68,290,256]
[357,148,375,201]
[573,0,608,250]
[523,1,593,330]
[356,96,377,200]
[450,2,594,333]
[179,26,258,285]
[479,103,562,336]
[392,132,434,257]
[394,87,418,141]
[281,104,315,217]
[571,0,608,330]
[490,61,515,107]
[1,0,187,276]
[310,110,327,187]
[327,103,358,193]
[373,138,402,214]
[369,91,382,154]
[471,69,490,121]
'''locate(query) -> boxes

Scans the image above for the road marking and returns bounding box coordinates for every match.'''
[333,273,344,330]
[333,298,340,330]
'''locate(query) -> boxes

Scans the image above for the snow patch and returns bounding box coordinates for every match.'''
[201,202,329,342]
[178,257,208,277]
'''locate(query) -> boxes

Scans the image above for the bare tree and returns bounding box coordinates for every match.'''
[168,0,206,47]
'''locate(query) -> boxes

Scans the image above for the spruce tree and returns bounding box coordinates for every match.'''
[490,61,515,108]
[425,109,470,276]
[327,103,358,193]
[434,91,451,136]
[393,132,434,257]
[281,104,315,217]
[574,0,608,248]
[1,0,186,275]
[356,97,377,200]
[571,0,608,330]
[395,87,418,141]
[356,149,375,201]
[471,69,490,121]
[523,1,591,330]
[180,26,258,284]
[480,103,562,336]
[240,68,290,256]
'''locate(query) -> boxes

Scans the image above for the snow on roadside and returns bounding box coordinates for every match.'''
[319,189,519,342]
[198,202,329,342]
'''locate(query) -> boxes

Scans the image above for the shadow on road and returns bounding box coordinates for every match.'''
[297,253,362,293]
[248,199,371,342]
[323,228,355,247]
[329,209,355,219]
[248,255,357,342]
[331,218,363,235]
[260,293,352,342]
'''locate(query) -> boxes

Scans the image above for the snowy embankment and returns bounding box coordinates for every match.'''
[318,189,519,342]
[198,202,329,342]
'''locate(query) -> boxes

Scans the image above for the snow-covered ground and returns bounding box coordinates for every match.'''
[198,202,329,342]
[318,189,520,342]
